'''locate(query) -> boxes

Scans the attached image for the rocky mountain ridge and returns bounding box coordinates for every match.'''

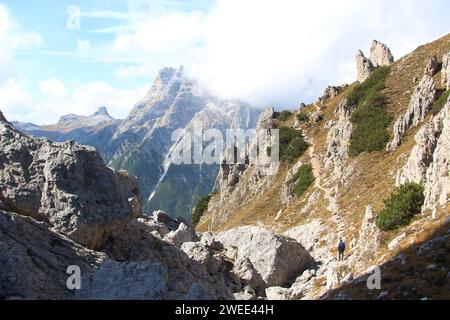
[12,67,260,221]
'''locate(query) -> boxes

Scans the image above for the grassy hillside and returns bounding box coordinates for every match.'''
[197,34,450,300]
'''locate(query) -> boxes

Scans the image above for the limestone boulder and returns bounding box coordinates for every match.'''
[0,122,142,249]
[164,222,198,246]
[217,226,313,287]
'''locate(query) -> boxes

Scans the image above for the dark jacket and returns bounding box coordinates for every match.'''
[338,240,345,252]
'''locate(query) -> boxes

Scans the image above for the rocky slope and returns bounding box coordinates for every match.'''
[14,67,259,221]
[197,34,450,299]
[1,118,315,300]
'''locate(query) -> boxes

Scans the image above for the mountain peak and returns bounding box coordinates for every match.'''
[151,66,186,93]
[93,106,111,118]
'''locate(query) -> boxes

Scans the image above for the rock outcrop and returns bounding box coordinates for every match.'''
[395,95,450,212]
[369,40,394,67]
[0,210,106,299]
[0,122,141,249]
[323,100,355,182]
[357,40,394,82]
[214,106,277,202]
[395,116,442,185]
[387,56,438,151]
[0,123,141,248]
[216,226,313,287]
[356,50,374,83]
[423,96,450,211]
[317,86,341,104]
[443,50,450,90]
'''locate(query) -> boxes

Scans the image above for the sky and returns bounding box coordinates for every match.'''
[0,0,449,125]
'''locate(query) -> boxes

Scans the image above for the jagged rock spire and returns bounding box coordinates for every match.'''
[442,50,450,89]
[93,106,111,117]
[356,40,394,82]
[356,50,374,82]
[369,40,394,67]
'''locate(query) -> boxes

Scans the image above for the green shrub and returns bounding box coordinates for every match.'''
[431,89,450,115]
[191,194,212,227]
[276,110,293,121]
[348,66,392,157]
[376,182,425,231]
[289,164,315,197]
[278,126,309,162]
[296,112,309,123]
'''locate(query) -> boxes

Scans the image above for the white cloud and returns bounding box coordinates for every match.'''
[0,4,43,50]
[39,78,66,97]
[102,0,450,108]
[31,79,148,124]
[112,11,204,53]
[185,0,450,107]
[0,79,33,121]
[0,4,43,115]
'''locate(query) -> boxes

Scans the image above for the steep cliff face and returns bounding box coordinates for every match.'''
[198,34,450,299]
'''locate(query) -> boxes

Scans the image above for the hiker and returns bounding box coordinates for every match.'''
[338,238,345,261]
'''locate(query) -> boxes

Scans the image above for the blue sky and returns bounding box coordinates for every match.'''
[8,0,211,87]
[1,0,449,124]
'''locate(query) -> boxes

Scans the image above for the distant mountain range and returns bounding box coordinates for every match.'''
[14,67,260,221]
